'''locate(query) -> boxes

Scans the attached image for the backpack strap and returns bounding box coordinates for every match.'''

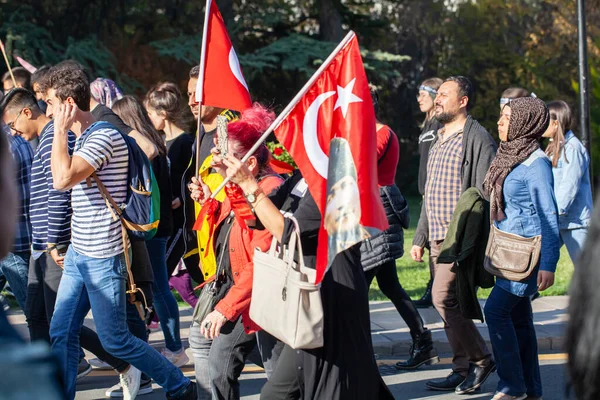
[91,172,150,319]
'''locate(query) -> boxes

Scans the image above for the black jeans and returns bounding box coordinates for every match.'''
[256,330,285,379]
[364,260,425,336]
[260,344,301,400]
[25,252,149,373]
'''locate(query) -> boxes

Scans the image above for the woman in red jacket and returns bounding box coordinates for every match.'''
[188,104,283,400]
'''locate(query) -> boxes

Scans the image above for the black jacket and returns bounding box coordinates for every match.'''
[360,185,410,271]
[437,188,494,322]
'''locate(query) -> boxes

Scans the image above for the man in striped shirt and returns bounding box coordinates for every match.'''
[0,108,33,313]
[45,66,195,400]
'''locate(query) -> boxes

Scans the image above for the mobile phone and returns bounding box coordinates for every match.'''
[56,244,69,257]
[216,115,228,158]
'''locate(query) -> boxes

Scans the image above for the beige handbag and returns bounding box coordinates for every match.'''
[484,207,542,282]
[250,216,324,349]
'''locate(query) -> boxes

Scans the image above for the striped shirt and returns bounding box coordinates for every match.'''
[71,123,129,258]
[4,126,34,252]
[425,129,463,241]
[29,121,76,251]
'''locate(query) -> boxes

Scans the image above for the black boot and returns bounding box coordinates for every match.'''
[395,330,440,370]
[167,381,197,400]
[414,277,433,308]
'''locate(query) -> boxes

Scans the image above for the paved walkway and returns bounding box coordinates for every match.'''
[371,296,568,355]
[5,296,568,359]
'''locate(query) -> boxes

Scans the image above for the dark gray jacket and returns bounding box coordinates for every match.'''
[413,115,497,247]
[361,185,410,271]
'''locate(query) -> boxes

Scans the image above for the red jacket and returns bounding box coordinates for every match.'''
[213,175,283,333]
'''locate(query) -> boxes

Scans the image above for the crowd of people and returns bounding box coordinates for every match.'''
[0,58,595,400]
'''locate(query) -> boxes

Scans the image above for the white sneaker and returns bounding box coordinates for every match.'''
[118,366,141,400]
[89,357,113,370]
[160,347,189,367]
[105,377,153,398]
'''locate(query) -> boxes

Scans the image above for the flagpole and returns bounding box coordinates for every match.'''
[209,30,357,198]
[195,0,212,180]
[0,40,17,88]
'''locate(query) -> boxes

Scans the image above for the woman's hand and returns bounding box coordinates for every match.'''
[537,270,555,291]
[171,197,182,210]
[221,155,257,192]
[200,310,228,340]
[188,176,211,204]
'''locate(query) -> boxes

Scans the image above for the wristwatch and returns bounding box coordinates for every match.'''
[245,186,264,204]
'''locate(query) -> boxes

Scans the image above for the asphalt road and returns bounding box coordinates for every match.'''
[75,353,568,400]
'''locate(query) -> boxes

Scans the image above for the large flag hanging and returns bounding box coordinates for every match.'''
[195,0,252,112]
[274,33,388,284]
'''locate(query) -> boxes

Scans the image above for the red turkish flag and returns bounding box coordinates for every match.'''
[274,35,388,283]
[195,0,252,112]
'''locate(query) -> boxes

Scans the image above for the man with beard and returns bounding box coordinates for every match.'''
[411,76,498,394]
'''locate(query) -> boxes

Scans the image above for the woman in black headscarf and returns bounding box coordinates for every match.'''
[482,97,560,400]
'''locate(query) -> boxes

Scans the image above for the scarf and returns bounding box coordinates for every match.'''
[483,97,549,221]
[90,78,124,109]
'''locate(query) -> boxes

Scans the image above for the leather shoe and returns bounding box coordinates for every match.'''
[455,360,496,394]
[425,371,466,391]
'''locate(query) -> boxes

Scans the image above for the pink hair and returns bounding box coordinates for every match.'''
[228,103,275,167]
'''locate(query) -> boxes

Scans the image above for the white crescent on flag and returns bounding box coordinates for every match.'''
[302,79,364,179]
[303,91,336,179]
[228,47,249,92]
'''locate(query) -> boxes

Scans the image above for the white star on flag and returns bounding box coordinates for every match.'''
[333,78,363,118]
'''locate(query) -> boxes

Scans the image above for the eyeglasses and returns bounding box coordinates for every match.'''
[7,107,26,130]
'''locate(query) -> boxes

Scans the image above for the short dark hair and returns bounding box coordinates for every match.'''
[31,65,51,90]
[2,67,32,90]
[501,87,529,100]
[445,76,474,108]
[0,87,40,117]
[189,65,200,79]
[46,65,91,111]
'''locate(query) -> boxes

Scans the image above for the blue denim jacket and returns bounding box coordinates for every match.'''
[552,131,593,230]
[495,149,560,297]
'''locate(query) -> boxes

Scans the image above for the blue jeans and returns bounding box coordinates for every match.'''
[484,286,542,397]
[50,247,189,399]
[559,227,587,264]
[0,251,30,311]
[147,236,182,352]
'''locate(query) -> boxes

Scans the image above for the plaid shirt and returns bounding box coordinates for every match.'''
[425,128,463,241]
[4,127,34,252]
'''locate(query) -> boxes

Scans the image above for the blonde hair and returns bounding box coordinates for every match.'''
[545,100,573,168]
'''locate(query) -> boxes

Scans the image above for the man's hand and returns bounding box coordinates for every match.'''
[537,270,555,292]
[200,310,228,340]
[49,248,65,269]
[54,103,77,135]
[411,245,425,262]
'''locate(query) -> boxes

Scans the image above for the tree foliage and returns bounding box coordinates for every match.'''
[0,0,598,189]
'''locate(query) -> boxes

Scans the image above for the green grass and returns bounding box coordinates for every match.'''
[368,196,574,301]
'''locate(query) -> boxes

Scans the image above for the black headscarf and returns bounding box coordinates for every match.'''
[483,97,550,221]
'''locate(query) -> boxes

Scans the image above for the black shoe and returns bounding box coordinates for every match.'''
[425,371,466,391]
[395,330,440,370]
[455,361,497,394]
[414,278,433,308]
[167,381,197,400]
